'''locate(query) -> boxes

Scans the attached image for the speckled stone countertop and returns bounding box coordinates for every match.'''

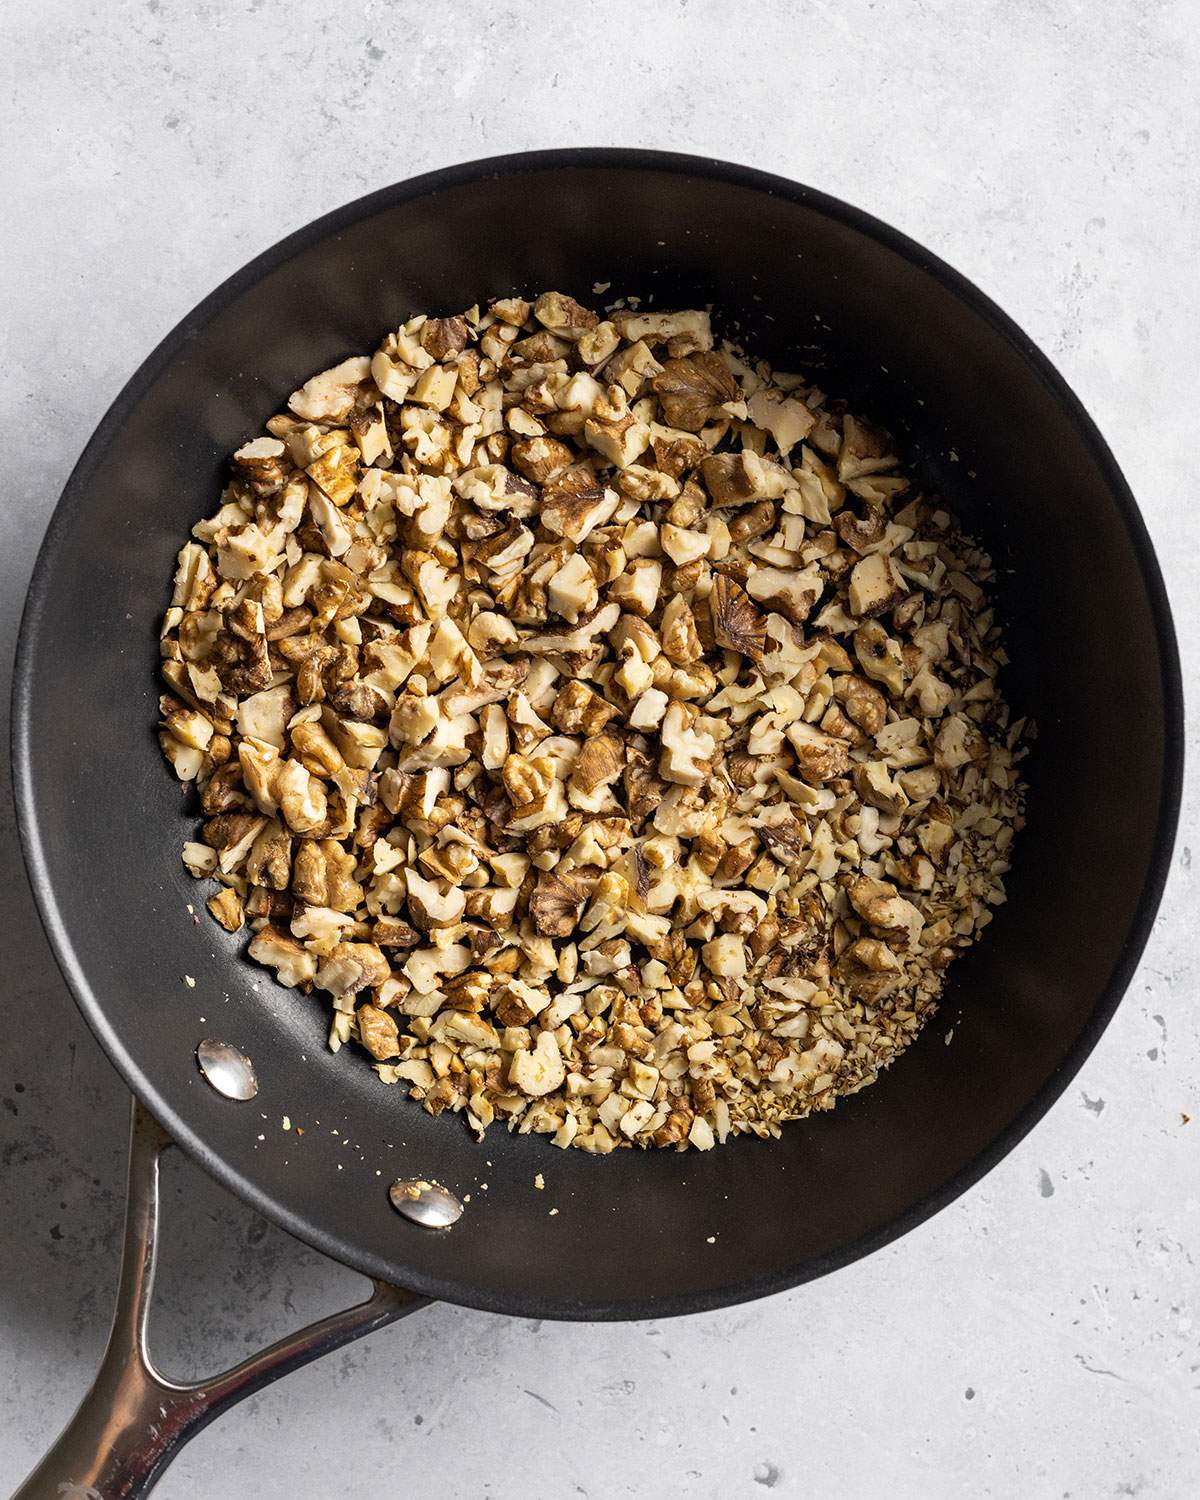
[2,3,1198,1496]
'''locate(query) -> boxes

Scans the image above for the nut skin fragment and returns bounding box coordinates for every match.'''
[511,436,573,484]
[160,290,1025,1154]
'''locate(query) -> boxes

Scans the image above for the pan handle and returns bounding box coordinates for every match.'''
[11,1099,424,1500]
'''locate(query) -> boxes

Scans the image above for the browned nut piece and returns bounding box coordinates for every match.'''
[835,674,888,736]
[652,353,739,431]
[786,721,851,783]
[421,316,470,359]
[357,1002,402,1060]
[529,871,588,937]
[570,732,625,794]
[709,573,766,662]
[533,290,599,337]
[835,508,888,554]
[551,680,618,735]
[206,887,244,933]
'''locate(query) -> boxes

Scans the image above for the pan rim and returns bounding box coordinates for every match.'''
[12,147,1185,1321]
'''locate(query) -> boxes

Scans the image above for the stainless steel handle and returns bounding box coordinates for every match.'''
[11,1099,424,1500]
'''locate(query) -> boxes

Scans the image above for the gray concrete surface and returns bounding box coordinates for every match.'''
[2,2,1198,1496]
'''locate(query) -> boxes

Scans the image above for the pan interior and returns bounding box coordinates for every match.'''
[14,154,1179,1319]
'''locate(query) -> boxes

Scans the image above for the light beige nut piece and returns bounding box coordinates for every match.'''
[933,713,986,770]
[628,687,670,731]
[316,942,391,997]
[745,565,824,624]
[509,1030,566,1097]
[909,664,955,717]
[746,387,815,456]
[659,701,716,786]
[660,594,703,667]
[583,408,649,469]
[660,522,710,567]
[838,414,898,482]
[534,291,600,338]
[288,357,371,422]
[848,877,925,949]
[854,621,905,696]
[609,558,663,618]
[612,308,712,349]
[702,933,747,978]
[248,925,317,987]
[848,552,908,618]
[853,761,908,815]
[547,552,599,623]
[182,841,218,877]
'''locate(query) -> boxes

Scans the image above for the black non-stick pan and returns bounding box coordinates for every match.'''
[11,149,1182,1498]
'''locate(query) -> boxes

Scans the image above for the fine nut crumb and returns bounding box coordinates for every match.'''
[534,1172,545,1190]
[158,292,1026,1154]
[183,974,196,988]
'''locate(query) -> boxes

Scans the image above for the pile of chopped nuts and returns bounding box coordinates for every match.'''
[160,291,1026,1153]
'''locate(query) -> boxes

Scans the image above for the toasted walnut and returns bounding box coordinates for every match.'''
[511,435,573,484]
[206,887,244,933]
[701,451,790,507]
[509,1030,566,1097]
[835,674,887,736]
[551,680,618,735]
[660,595,703,667]
[161,290,1024,1154]
[248,925,316,987]
[710,573,766,662]
[540,470,619,542]
[786,721,851,783]
[357,1003,401,1060]
[746,566,824,624]
[529,871,588,937]
[849,552,908,618]
[570,732,625,795]
[652,353,739,430]
[534,290,599,337]
[854,621,906,696]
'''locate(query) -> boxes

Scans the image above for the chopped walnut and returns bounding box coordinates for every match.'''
[159,290,1026,1154]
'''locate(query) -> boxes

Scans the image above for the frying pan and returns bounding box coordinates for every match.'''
[11,149,1182,1498]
